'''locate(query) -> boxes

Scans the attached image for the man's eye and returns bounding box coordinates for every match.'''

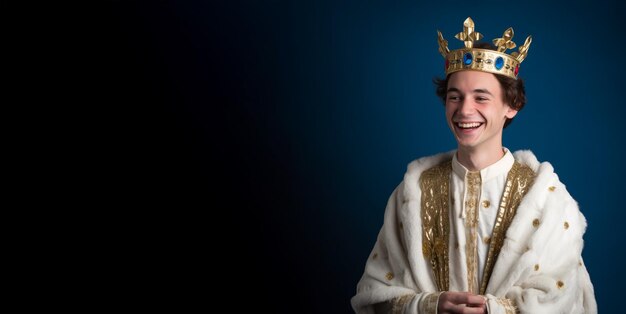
[476,97,488,101]
[448,96,460,101]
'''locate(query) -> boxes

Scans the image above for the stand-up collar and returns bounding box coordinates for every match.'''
[452,148,514,182]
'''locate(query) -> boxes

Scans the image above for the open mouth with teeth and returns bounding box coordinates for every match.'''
[456,122,484,130]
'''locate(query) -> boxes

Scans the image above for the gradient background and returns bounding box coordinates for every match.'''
[11,0,626,312]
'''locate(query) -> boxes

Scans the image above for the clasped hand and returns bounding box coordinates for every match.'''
[437,291,487,314]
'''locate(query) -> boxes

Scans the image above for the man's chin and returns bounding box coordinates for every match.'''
[455,135,480,148]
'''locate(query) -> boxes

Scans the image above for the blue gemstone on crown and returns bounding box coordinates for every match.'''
[495,56,504,70]
[463,52,473,65]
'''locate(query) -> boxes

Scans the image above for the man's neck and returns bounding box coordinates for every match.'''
[456,145,505,172]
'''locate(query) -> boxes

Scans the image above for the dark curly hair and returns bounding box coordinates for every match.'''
[433,42,527,128]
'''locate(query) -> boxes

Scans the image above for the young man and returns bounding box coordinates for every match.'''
[351,18,596,314]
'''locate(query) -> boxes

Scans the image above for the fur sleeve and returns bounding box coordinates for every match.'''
[352,152,454,314]
[486,164,597,314]
[351,183,436,314]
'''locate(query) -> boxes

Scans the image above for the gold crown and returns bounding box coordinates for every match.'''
[437,17,532,79]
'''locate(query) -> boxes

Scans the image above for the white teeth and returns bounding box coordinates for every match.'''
[457,122,482,129]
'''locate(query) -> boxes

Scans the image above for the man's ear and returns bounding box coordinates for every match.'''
[505,105,518,119]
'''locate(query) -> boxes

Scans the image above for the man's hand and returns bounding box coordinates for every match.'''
[437,291,487,314]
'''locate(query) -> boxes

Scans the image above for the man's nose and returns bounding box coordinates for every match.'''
[458,99,475,115]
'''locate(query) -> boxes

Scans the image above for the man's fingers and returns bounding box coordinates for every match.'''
[439,291,487,313]
[446,292,485,305]
[466,294,487,306]
[450,303,486,314]
[445,291,470,304]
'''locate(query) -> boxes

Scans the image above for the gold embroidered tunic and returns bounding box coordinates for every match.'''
[448,149,519,295]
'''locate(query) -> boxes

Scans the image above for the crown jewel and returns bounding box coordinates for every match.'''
[437,17,532,79]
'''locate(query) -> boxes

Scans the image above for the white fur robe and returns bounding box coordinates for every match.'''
[351,150,597,314]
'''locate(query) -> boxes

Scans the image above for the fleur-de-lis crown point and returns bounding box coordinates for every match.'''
[493,28,517,52]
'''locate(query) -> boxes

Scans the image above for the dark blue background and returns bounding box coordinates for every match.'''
[12,0,625,312]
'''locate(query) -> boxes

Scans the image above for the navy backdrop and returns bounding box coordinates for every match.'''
[15,0,625,312]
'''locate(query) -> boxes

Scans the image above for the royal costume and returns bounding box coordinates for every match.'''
[351,150,596,313]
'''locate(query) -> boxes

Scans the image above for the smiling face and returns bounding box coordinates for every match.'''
[445,70,518,153]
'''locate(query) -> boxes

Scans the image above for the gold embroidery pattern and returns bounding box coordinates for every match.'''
[391,294,414,314]
[420,161,452,292]
[480,162,536,295]
[496,297,519,314]
[465,171,481,294]
[419,292,442,314]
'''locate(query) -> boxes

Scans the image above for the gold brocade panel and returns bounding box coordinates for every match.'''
[420,160,535,294]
